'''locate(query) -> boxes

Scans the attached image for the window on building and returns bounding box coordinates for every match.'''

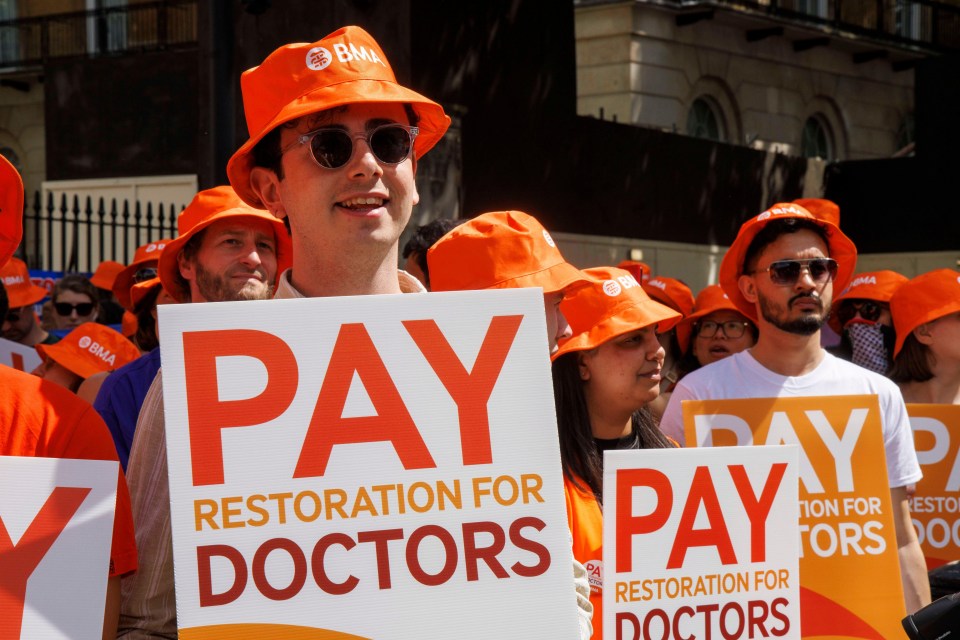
[686,97,726,142]
[801,115,833,159]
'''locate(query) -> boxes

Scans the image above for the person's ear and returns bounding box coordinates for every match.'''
[250,167,287,220]
[577,352,590,381]
[739,274,758,304]
[177,250,194,281]
[410,156,420,206]
[914,322,935,345]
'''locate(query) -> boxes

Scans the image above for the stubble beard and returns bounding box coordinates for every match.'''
[758,291,827,336]
[195,263,274,302]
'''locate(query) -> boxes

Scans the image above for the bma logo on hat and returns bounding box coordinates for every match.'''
[541,229,556,248]
[306,46,333,71]
[602,279,622,297]
[79,336,92,349]
[848,275,877,290]
[3,274,23,286]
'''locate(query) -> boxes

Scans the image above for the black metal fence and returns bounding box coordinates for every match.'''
[22,191,182,272]
[0,0,197,69]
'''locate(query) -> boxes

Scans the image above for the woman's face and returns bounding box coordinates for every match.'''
[578,326,665,420]
[53,290,97,330]
[922,311,960,364]
[691,310,756,367]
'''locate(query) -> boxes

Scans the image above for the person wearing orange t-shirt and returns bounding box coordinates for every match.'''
[0,152,137,640]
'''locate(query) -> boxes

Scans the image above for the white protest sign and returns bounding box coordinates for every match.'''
[603,446,800,640]
[0,455,118,639]
[158,288,580,640]
[0,337,42,373]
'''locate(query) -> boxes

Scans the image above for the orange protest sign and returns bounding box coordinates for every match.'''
[683,395,905,640]
[906,404,960,569]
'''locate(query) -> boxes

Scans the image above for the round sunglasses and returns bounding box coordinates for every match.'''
[752,258,838,286]
[284,123,419,170]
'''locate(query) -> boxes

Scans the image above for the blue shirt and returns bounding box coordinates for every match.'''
[93,347,161,470]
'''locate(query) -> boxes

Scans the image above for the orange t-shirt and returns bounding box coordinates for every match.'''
[564,475,604,640]
[0,366,138,577]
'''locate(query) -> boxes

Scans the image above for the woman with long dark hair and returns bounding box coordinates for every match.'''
[551,266,680,640]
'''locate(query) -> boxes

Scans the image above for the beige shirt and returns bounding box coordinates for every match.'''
[116,270,425,638]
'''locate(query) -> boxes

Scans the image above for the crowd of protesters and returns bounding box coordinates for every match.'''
[0,24,955,640]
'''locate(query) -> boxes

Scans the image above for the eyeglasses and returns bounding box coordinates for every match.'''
[132,267,157,283]
[54,302,95,317]
[836,299,885,326]
[284,123,419,169]
[752,258,838,286]
[696,320,752,339]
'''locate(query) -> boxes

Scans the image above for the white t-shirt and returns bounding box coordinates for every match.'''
[660,350,922,488]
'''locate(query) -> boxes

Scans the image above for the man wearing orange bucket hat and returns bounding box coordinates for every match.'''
[0,153,137,638]
[227,25,450,299]
[661,202,929,612]
[1,256,56,345]
[33,321,140,392]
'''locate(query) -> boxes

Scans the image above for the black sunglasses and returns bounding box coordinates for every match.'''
[837,299,885,326]
[54,302,95,317]
[284,123,419,169]
[133,267,158,283]
[753,258,838,286]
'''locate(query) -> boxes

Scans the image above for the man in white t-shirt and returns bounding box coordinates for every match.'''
[660,202,930,613]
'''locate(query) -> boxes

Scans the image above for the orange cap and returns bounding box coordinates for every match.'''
[36,322,141,380]
[827,270,908,333]
[130,277,162,310]
[554,267,681,358]
[227,26,451,208]
[158,186,292,302]
[0,154,23,268]
[617,260,651,282]
[890,269,960,357]
[89,260,125,291]
[718,202,857,322]
[0,257,47,308]
[427,211,591,294]
[641,277,695,316]
[121,310,137,338]
[113,239,172,310]
[793,198,840,228]
[676,284,749,353]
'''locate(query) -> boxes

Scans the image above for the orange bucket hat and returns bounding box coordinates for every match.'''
[890,269,960,357]
[718,202,857,322]
[227,26,451,208]
[113,239,172,310]
[792,198,840,228]
[427,211,591,294]
[130,276,162,310]
[617,260,651,282]
[554,267,681,359]
[89,260,125,291]
[676,284,751,353]
[0,153,23,269]
[36,321,141,380]
[641,277,695,316]
[1,257,47,308]
[121,310,137,338]
[827,269,908,333]
[158,186,292,303]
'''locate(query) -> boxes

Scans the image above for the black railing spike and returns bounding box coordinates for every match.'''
[97,197,106,264]
[110,198,118,264]
[134,200,143,250]
[84,195,94,273]
[122,199,131,264]
[45,191,54,271]
[59,193,68,272]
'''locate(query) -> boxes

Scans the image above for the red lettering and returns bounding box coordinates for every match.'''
[509,517,551,577]
[643,609,670,640]
[183,330,298,486]
[668,466,736,569]
[406,525,458,586]
[617,612,641,640]
[0,486,91,638]
[616,468,672,572]
[403,315,522,466]
[729,463,787,563]
[197,544,247,607]
[770,597,790,636]
[311,533,358,595]
[673,606,695,640]
[720,601,745,640]
[462,521,509,580]
[748,600,770,638]
[251,538,306,601]
[357,528,404,589]
[295,323,435,478]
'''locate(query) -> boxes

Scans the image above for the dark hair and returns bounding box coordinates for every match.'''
[0,279,8,322]
[53,274,99,307]
[552,352,672,503]
[889,333,934,383]
[132,284,163,352]
[172,228,207,302]
[402,218,460,287]
[250,103,421,179]
[742,218,831,274]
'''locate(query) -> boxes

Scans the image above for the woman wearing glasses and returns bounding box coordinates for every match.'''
[50,274,99,330]
[674,284,758,380]
[551,266,680,640]
[889,269,960,405]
